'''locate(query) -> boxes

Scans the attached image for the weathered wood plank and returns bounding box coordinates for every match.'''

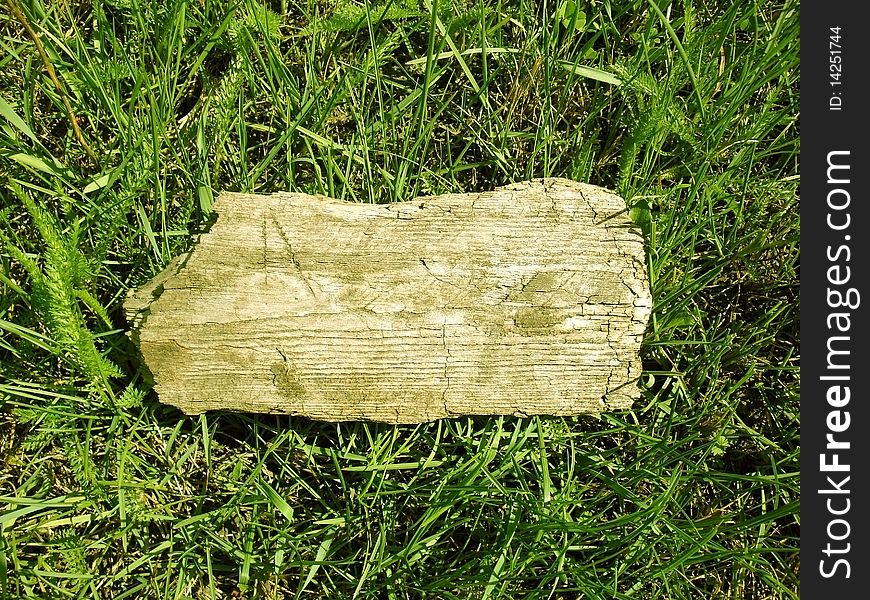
[125,178,651,423]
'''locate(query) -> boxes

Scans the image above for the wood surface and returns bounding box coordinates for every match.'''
[125,178,651,423]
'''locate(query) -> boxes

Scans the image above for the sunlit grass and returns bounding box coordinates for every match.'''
[1,0,798,597]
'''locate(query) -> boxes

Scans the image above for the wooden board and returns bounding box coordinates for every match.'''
[125,178,651,423]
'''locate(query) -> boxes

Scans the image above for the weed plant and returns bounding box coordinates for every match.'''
[0,0,798,597]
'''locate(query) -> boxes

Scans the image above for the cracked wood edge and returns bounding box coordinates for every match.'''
[125,178,652,423]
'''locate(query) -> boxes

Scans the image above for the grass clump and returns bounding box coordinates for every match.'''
[1,0,798,597]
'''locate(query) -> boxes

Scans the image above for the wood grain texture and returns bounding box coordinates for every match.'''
[125,178,651,423]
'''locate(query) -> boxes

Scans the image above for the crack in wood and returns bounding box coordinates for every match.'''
[270,208,316,298]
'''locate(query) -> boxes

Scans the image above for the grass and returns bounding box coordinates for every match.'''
[0,0,799,598]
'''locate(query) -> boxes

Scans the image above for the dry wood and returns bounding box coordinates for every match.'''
[125,178,651,423]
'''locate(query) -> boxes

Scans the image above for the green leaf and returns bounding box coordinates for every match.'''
[560,62,623,86]
[0,99,67,174]
[116,384,145,409]
[83,173,112,194]
[629,199,652,226]
[74,288,113,328]
[7,152,62,175]
[657,309,697,333]
[558,2,586,31]
[257,480,295,522]
[197,185,213,214]
[0,97,40,145]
